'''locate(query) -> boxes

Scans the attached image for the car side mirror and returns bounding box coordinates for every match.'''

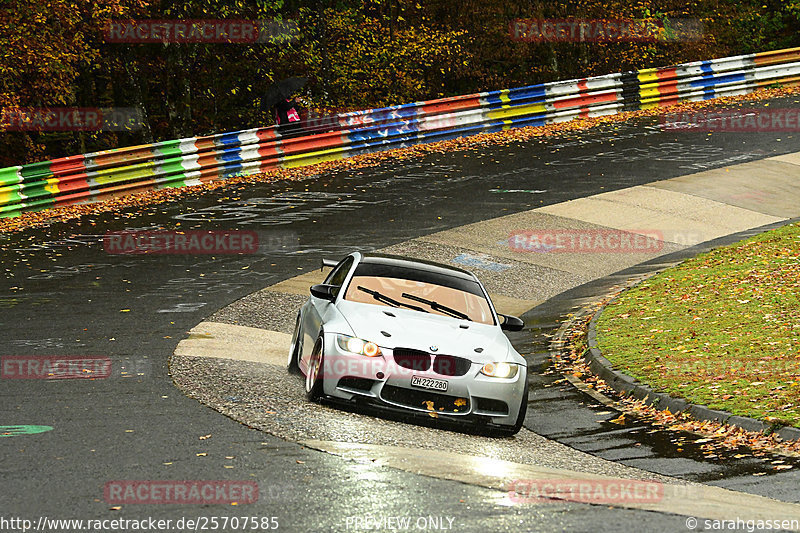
[498,313,524,332]
[321,258,338,270]
[310,284,337,302]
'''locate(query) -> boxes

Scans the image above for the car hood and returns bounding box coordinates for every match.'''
[336,300,514,363]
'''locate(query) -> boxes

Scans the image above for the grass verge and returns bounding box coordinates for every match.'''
[597,222,800,428]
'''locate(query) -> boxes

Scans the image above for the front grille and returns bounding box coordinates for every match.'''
[432,354,472,376]
[392,348,431,371]
[392,348,473,377]
[381,385,470,414]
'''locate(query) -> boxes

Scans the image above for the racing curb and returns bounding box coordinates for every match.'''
[583,221,800,443]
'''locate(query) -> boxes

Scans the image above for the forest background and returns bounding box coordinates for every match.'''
[1,0,798,165]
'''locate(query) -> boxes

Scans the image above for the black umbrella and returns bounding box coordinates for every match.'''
[263,77,307,110]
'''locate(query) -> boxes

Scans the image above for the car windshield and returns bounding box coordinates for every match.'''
[342,262,495,325]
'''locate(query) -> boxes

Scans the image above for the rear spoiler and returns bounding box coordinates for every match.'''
[321,258,338,270]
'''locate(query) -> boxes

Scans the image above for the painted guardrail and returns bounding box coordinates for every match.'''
[2,47,800,218]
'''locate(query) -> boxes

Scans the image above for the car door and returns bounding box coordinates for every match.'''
[301,255,355,365]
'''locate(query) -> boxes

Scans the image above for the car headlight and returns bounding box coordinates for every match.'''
[336,334,382,357]
[479,362,518,378]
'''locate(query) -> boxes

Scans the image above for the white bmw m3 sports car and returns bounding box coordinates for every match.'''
[288,252,529,436]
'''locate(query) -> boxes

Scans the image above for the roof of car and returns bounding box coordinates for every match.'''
[358,253,477,281]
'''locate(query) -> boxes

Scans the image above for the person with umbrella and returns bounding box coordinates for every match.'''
[274,96,304,134]
[266,77,308,137]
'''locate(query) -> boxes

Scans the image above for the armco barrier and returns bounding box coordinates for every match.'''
[2,47,800,218]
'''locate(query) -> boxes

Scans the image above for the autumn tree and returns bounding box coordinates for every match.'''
[1,0,798,165]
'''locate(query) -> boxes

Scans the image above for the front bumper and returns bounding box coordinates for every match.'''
[318,335,526,427]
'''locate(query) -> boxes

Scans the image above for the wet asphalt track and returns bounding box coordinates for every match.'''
[1,96,800,532]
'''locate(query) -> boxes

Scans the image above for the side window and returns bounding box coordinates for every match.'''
[324,256,354,294]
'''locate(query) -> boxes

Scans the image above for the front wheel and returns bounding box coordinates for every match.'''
[305,336,325,402]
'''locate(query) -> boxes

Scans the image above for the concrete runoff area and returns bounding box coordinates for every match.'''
[648,155,800,219]
[302,440,800,525]
[173,150,800,522]
[174,322,290,366]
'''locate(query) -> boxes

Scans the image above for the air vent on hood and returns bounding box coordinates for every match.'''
[383,311,396,317]
[474,347,483,353]
[381,331,391,337]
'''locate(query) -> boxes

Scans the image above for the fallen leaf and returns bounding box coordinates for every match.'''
[608,414,626,425]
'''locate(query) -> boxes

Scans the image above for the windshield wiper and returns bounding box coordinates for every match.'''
[357,286,429,313]
[400,293,471,321]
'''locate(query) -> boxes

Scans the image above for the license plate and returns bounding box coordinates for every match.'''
[411,375,448,392]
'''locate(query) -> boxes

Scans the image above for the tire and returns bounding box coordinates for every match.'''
[305,336,325,402]
[490,378,529,438]
[287,314,302,374]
